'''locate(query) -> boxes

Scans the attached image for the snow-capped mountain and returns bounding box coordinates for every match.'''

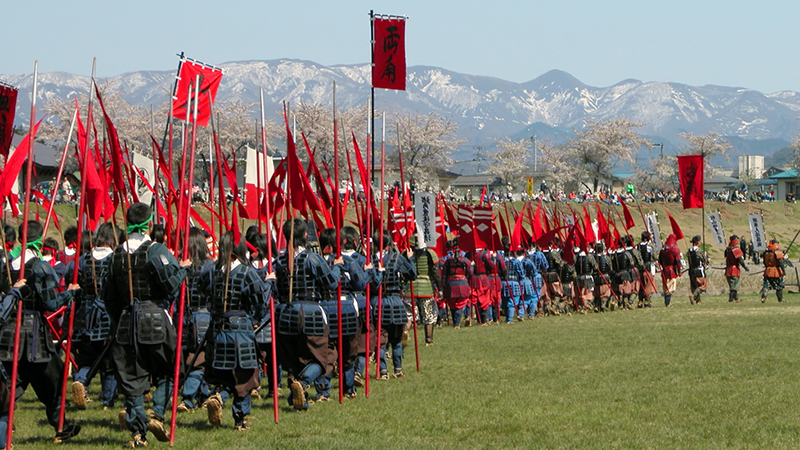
[3,59,799,151]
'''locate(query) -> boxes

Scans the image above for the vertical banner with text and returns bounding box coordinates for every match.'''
[0,84,18,159]
[705,212,726,247]
[414,192,438,249]
[748,214,766,251]
[372,16,407,90]
[645,212,662,250]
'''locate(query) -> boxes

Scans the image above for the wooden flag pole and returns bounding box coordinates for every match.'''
[42,108,78,237]
[398,153,420,373]
[332,82,345,403]
[363,125,372,397]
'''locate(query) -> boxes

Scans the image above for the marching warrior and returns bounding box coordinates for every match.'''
[68,224,119,411]
[574,246,597,312]
[526,243,548,317]
[371,231,417,379]
[637,231,658,308]
[500,237,524,322]
[542,240,565,315]
[0,220,82,446]
[410,237,442,343]
[177,228,214,414]
[441,241,472,328]
[275,218,341,411]
[486,248,505,323]
[761,239,786,303]
[201,231,269,430]
[313,228,365,401]
[724,235,749,303]
[687,235,708,305]
[658,234,682,307]
[593,243,613,311]
[470,248,492,324]
[104,203,190,447]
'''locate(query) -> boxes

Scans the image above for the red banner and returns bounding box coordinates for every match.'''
[172,60,223,127]
[0,84,18,159]
[372,17,406,90]
[677,155,704,209]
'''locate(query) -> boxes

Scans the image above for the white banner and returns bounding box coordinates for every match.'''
[706,212,726,247]
[131,152,155,205]
[748,214,766,251]
[645,212,662,250]
[414,193,438,249]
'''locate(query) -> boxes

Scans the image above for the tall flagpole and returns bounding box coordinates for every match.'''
[374,112,386,380]
[333,81,345,403]
[370,10,376,184]
[8,60,38,449]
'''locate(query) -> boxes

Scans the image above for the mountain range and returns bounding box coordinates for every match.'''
[3,59,799,169]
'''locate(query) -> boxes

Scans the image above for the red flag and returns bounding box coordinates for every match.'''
[532,199,544,239]
[677,154,704,209]
[457,205,475,253]
[76,110,113,228]
[372,17,407,90]
[666,211,685,240]
[473,205,493,250]
[480,185,486,204]
[595,203,610,247]
[0,117,43,203]
[0,84,18,159]
[620,198,636,230]
[583,206,596,244]
[172,59,223,127]
[95,86,126,204]
[31,190,59,230]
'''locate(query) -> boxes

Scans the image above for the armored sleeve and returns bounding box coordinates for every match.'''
[344,256,369,292]
[32,260,74,311]
[245,269,270,323]
[429,251,443,291]
[147,243,188,296]
[101,257,122,322]
[310,253,341,291]
[400,254,418,282]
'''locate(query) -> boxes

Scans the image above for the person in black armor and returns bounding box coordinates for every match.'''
[574,246,597,313]
[687,235,708,304]
[103,203,190,447]
[542,239,565,315]
[68,224,119,411]
[371,230,416,379]
[246,231,280,400]
[612,237,636,310]
[201,231,269,430]
[593,243,613,311]
[637,232,658,308]
[0,220,82,447]
[176,228,215,414]
[274,218,342,411]
[342,226,378,395]
[312,228,367,401]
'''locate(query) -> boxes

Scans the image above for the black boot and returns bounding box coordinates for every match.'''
[777,289,784,303]
[665,294,671,307]
[424,324,433,345]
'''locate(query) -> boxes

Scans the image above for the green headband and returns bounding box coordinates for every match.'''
[10,236,44,260]
[126,214,153,235]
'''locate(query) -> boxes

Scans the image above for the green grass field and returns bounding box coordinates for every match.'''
[10,292,800,449]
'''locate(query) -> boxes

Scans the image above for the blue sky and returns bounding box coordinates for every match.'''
[4,0,799,93]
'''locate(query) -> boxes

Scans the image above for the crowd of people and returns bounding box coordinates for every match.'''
[0,201,792,448]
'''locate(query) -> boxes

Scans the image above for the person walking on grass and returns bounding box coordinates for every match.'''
[760,239,787,303]
[724,235,749,303]
[687,235,708,305]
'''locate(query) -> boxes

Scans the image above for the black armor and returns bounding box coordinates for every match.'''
[74,252,113,342]
[111,241,156,305]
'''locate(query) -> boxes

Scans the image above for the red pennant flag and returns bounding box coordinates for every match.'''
[76,109,113,228]
[171,59,223,127]
[473,205,493,250]
[595,203,610,247]
[620,198,636,230]
[666,211,685,240]
[0,84,18,159]
[532,199,544,239]
[677,154,704,209]
[372,17,407,91]
[95,86,127,204]
[583,206,596,244]
[0,117,43,203]
[457,205,475,253]
[480,185,486,204]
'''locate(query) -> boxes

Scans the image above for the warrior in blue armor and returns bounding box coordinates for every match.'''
[274,218,343,411]
[0,220,82,446]
[67,223,120,411]
[201,231,269,430]
[102,203,190,447]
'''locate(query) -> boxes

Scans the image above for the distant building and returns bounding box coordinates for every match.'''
[738,155,765,179]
